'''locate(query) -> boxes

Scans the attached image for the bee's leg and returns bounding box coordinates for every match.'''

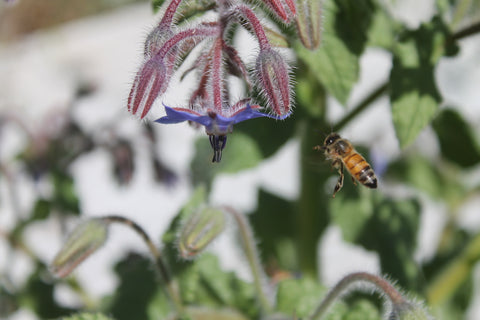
[351,176,357,186]
[332,161,344,198]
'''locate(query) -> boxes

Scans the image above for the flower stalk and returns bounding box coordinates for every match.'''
[223,206,273,314]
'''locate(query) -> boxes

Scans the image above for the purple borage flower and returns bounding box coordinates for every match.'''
[156,104,290,162]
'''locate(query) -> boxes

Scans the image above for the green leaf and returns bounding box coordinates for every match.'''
[296,34,359,106]
[108,253,159,320]
[387,155,466,205]
[31,199,51,221]
[236,114,295,158]
[357,198,423,291]
[23,267,72,319]
[191,132,263,186]
[329,185,375,243]
[330,189,423,291]
[52,171,80,215]
[343,299,381,320]
[61,313,114,320]
[295,0,360,105]
[248,189,296,270]
[196,255,256,317]
[432,108,480,168]
[333,0,376,55]
[390,16,456,148]
[366,7,399,49]
[151,0,166,13]
[276,277,327,318]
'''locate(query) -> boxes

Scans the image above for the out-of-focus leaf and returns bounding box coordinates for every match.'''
[236,113,295,159]
[427,233,480,308]
[387,155,466,205]
[334,0,376,55]
[248,189,296,270]
[276,277,327,318]
[0,284,18,318]
[147,288,174,320]
[295,0,360,105]
[390,16,458,148]
[432,108,480,168]
[295,61,326,118]
[329,184,374,242]
[152,0,166,13]
[52,172,80,215]
[196,255,257,318]
[296,33,359,106]
[23,268,73,319]
[31,199,51,221]
[358,198,422,291]
[108,253,159,320]
[343,299,381,320]
[331,190,422,291]
[61,313,115,320]
[191,132,262,186]
[277,278,381,319]
[367,7,398,49]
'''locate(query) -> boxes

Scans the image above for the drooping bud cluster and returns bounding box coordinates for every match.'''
[127,0,305,161]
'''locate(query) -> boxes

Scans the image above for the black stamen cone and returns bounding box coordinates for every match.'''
[209,135,227,163]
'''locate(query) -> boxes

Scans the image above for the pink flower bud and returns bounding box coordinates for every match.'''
[144,24,174,58]
[127,57,170,119]
[295,0,323,50]
[255,49,291,117]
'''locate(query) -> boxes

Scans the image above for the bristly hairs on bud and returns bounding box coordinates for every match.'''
[50,215,185,315]
[177,205,226,260]
[306,272,434,320]
[50,219,109,278]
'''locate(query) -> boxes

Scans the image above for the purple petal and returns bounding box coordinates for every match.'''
[155,106,212,125]
[155,104,291,135]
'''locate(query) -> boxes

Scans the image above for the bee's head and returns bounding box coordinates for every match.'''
[323,133,341,147]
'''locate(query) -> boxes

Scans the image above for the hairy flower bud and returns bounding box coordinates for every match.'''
[255,48,291,117]
[128,57,169,119]
[389,301,433,320]
[295,0,323,49]
[50,219,108,278]
[144,24,174,58]
[178,206,226,259]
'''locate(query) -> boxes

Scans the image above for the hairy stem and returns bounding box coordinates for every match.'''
[333,82,388,132]
[233,4,271,51]
[100,216,184,314]
[307,272,406,320]
[223,206,273,314]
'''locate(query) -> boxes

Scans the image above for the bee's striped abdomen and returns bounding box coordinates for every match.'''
[343,152,377,189]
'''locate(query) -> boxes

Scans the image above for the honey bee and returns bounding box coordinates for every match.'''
[314,133,377,197]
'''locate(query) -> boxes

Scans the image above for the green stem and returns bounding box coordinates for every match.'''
[451,21,480,41]
[307,272,406,320]
[426,232,480,306]
[100,216,184,315]
[223,206,273,314]
[451,0,473,29]
[297,118,328,277]
[333,82,388,132]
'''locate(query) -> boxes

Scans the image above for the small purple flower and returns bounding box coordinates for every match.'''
[156,104,290,162]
